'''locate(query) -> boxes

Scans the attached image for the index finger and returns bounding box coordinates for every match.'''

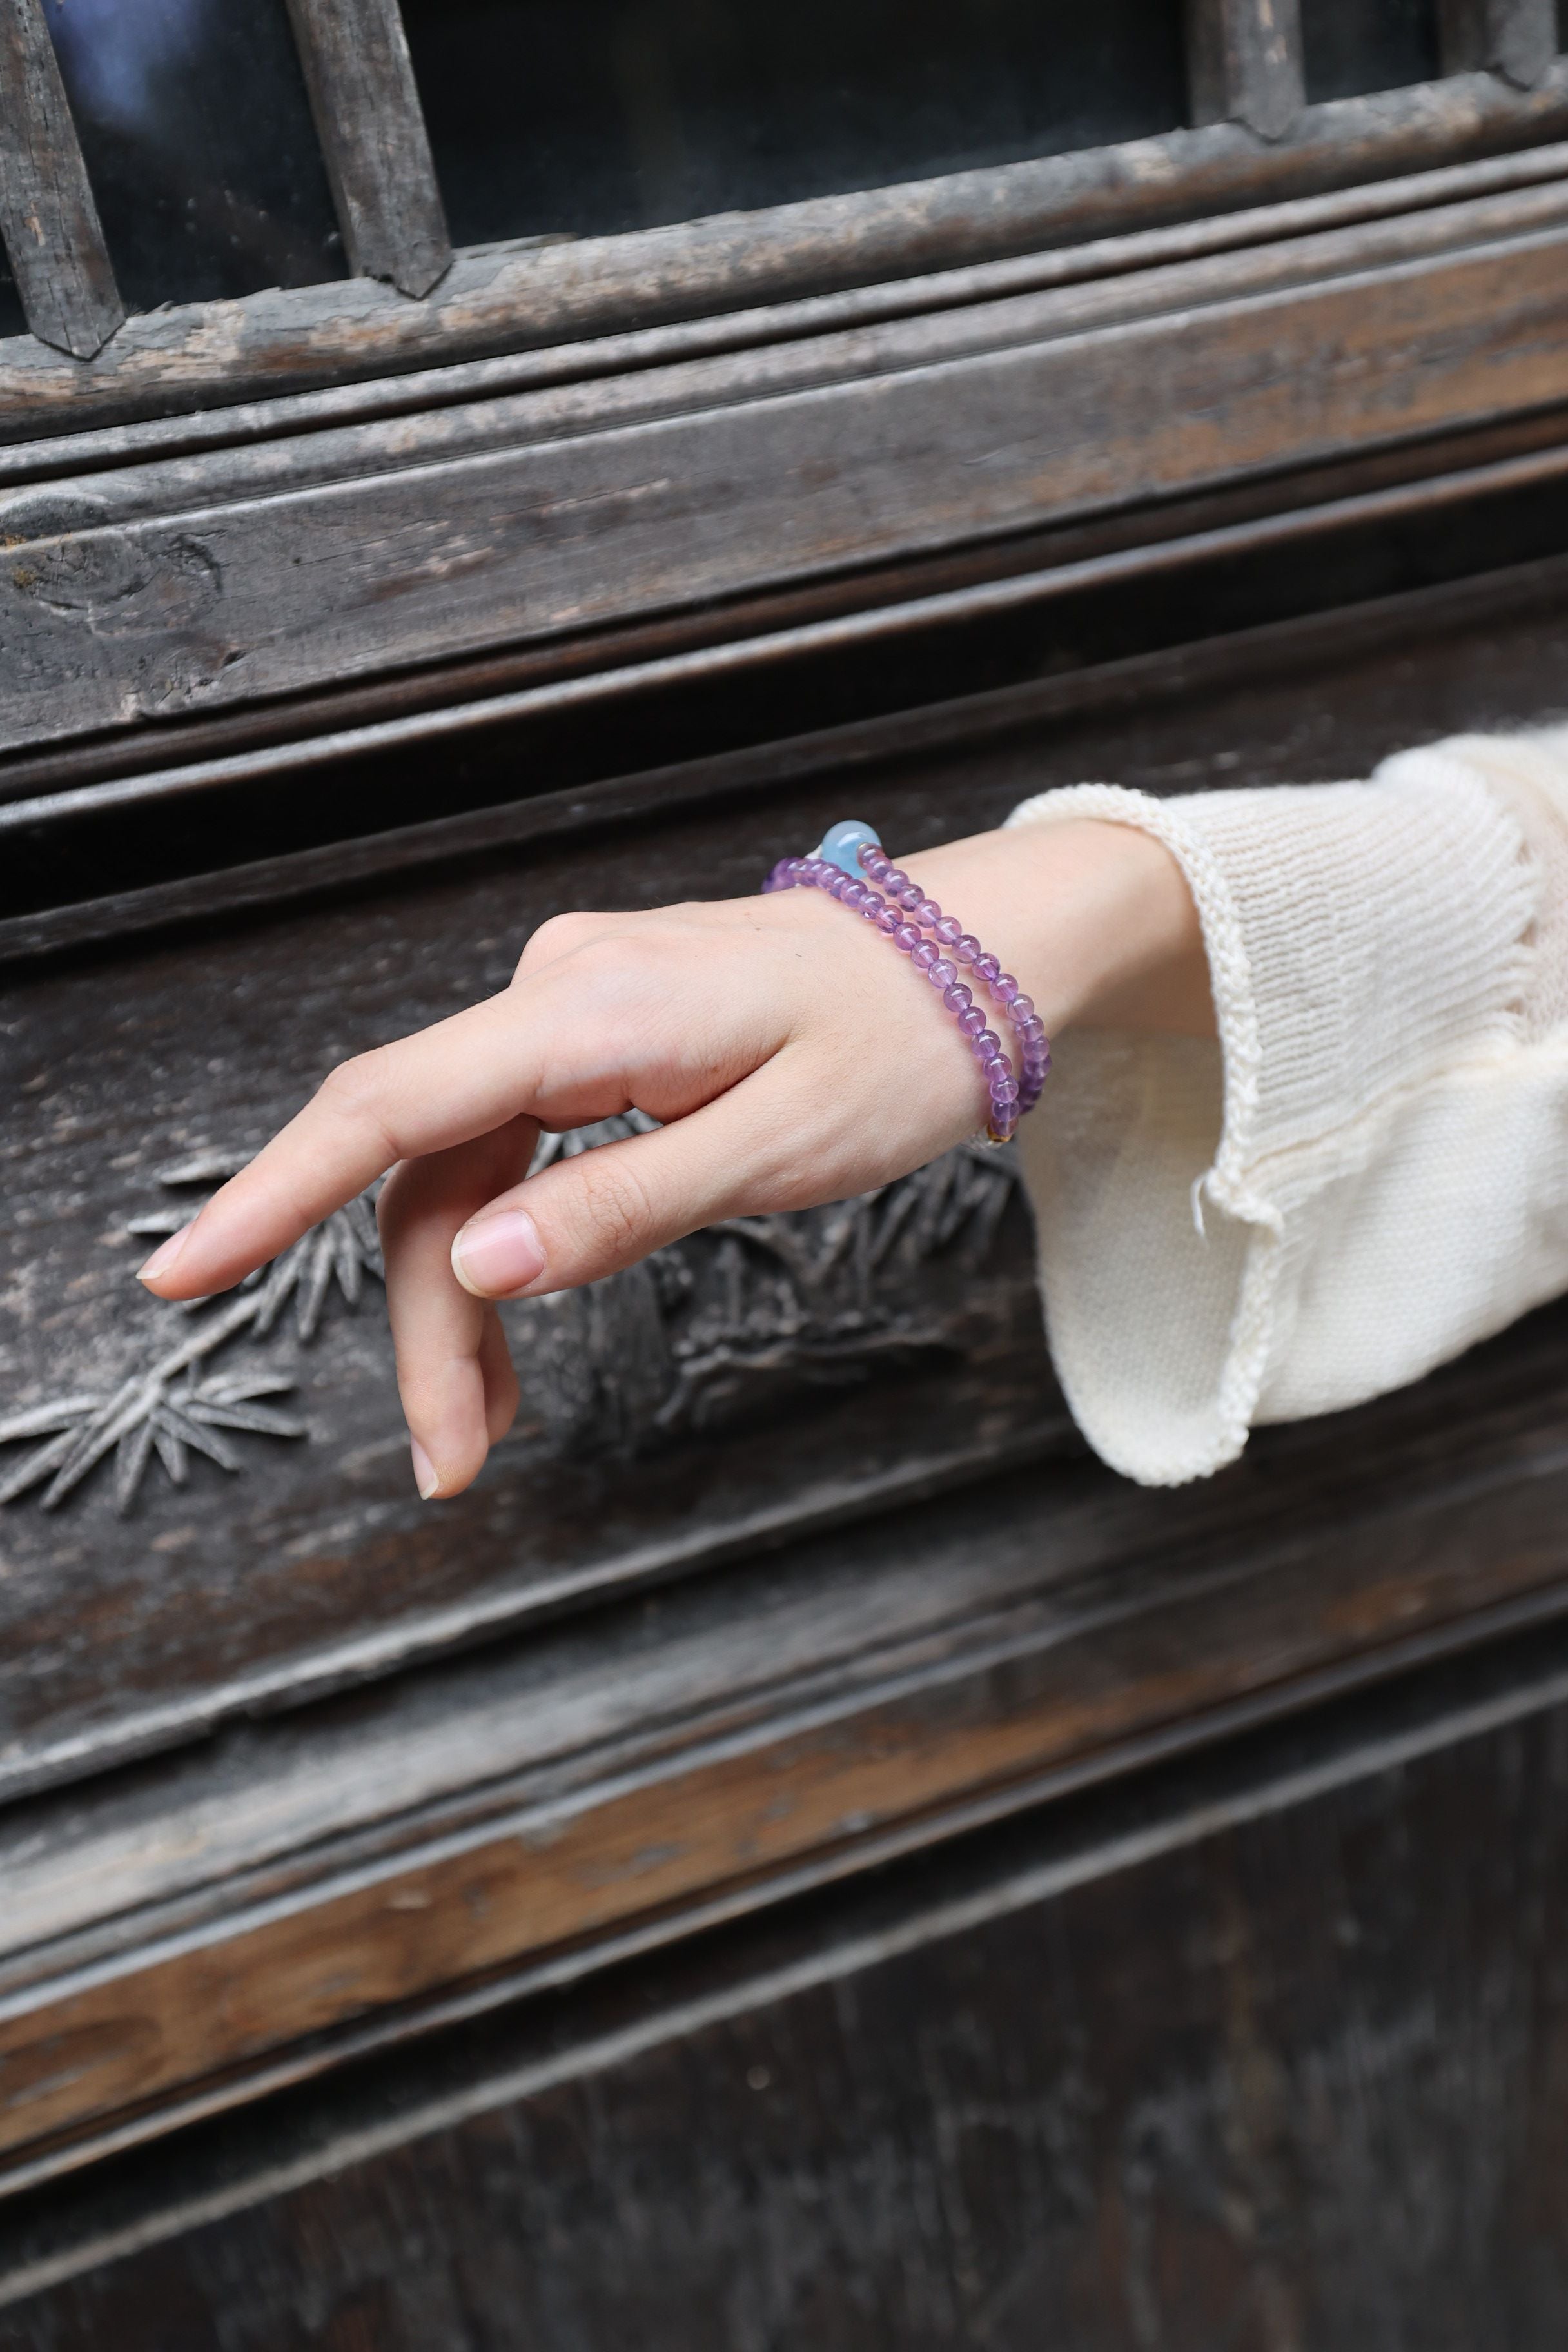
[137,981,621,1301]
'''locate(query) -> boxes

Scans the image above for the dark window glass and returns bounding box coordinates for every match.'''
[43,0,344,312]
[0,257,23,343]
[1302,0,1440,102]
[402,0,1188,248]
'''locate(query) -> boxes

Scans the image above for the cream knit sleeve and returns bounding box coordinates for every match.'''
[1005,726,1568,1486]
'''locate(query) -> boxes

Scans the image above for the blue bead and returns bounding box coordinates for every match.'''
[814,819,882,879]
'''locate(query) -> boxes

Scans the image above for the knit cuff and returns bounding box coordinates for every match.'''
[1003,769,1536,1484]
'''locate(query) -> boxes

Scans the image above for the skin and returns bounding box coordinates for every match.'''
[138,818,1213,1498]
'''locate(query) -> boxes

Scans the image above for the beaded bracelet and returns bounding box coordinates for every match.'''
[763,819,1050,1144]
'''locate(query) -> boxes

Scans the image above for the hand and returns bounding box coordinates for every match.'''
[137,818,1208,1497]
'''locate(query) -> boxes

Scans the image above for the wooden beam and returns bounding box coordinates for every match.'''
[282,0,451,299]
[1438,0,1558,90]
[1186,0,1306,141]
[0,0,121,359]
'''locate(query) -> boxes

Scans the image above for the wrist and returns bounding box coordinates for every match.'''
[902,818,1213,1041]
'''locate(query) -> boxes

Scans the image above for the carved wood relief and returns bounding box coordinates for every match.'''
[0,1120,1023,1513]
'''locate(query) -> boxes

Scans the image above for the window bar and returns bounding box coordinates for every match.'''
[283,0,451,300]
[1185,0,1306,142]
[1437,0,1558,89]
[0,0,122,359]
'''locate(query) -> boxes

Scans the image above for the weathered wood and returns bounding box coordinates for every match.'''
[0,0,121,360]
[282,0,450,300]
[1439,0,1558,90]
[1,564,1567,1801]
[4,1628,1568,2335]
[4,181,1568,755]
[3,1286,1568,2186]
[1186,0,1306,141]
[0,70,1558,440]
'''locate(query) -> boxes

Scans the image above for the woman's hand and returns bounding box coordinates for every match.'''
[136,818,1209,1498]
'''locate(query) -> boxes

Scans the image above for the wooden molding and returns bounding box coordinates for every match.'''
[0,72,1560,440]
[3,177,1568,760]
[0,0,121,360]
[2,1292,1568,2189]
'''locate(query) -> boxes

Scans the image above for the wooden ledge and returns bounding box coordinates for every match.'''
[2,1295,1567,2193]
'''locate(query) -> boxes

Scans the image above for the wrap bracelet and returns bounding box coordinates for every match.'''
[763,819,1050,1144]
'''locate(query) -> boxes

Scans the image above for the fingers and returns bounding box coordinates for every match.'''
[138,974,640,1302]
[378,1119,534,1498]
[452,1067,805,1301]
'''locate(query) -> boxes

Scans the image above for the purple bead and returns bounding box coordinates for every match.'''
[991,974,1019,1006]
[896,885,923,912]
[974,953,1001,985]
[876,908,901,934]
[1018,1014,1046,1042]
[933,917,961,948]
[929,957,957,989]
[859,845,887,875]
[943,982,972,1012]
[974,1029,1002,1059]
[894,922,921,953]
[958,1008,986,1037]
[1010,994,1034,1022]
[912,940,938,970]
[954,935,981,966]
[914,899,942,928]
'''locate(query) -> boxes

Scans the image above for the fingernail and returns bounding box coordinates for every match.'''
[452,1208,545,1296]
[410,1437,441,1500]
[137,1222,194,1284]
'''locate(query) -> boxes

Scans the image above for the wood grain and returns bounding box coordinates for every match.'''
[5,568,1568,1800]
[0,70,1558,440]
[5,1657,1565,2343]
[0,0,121,360]
[1186,0,1306,142]
[282,0,450,299]
[1,1455,1567,2196]
[1439,0,1558,89]
[5,184,1568,754]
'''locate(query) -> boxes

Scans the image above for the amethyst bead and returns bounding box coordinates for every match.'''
[914,899,943,928]
[912,940,939,971]
[876,907,901,934]
[893,922,921,953]
[959,1008,986,1038]
[954,936,981,966]
[992,974,1020,1006]
[1010,994,1034,1022]
[933,917,961,948]
[974,953,1001,985]
[974,1029,1003,1060]
[930,957,957,989]
[943,982,972,1011]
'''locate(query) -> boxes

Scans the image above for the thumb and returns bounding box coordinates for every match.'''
[450,1081,792,1299]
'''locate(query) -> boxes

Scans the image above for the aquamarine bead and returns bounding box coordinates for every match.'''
[814,819,883,878]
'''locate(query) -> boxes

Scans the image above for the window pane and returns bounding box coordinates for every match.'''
[0,257,23,342]
[1302,0,1440,102]
[43,0,345,313]
[402,0,1188,248]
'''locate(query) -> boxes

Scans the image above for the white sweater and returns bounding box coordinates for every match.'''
[1007,727,1568,1485]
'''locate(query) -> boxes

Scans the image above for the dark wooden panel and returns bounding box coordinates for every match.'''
[282,0,451,299]
[5,1636,1568,2344]
[6,184,1568,751]
[1186,0,1306,141]
[3,1298,1568,2185]
[5,574,1568,1799]
[0,0,121,360]
[0,72,1561,442]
